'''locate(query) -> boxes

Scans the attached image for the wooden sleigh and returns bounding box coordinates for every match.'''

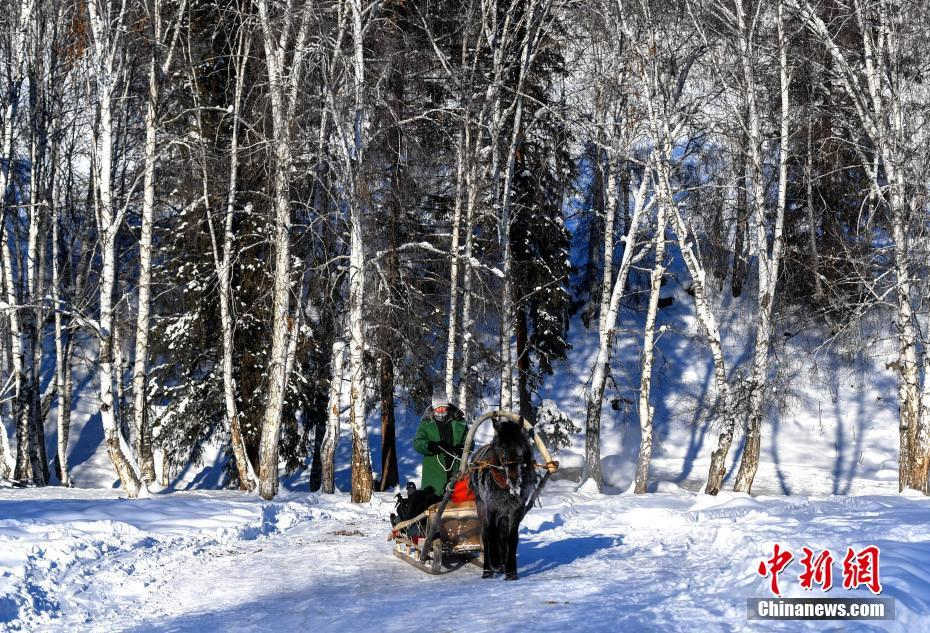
[389,410,558,575]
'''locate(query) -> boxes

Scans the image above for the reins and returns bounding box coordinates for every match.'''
[470,459,558,475]
[435,445,460,473]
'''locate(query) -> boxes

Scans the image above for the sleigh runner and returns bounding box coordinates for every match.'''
[389,410,558,575]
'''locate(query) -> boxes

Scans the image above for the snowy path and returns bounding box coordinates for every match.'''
[2,485,929,632]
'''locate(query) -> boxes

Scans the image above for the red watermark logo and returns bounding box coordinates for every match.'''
[757,544,882,596]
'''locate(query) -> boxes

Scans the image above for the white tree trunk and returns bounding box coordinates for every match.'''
[114,316,127,438]
[1,0,35,484]
[346,0,373,503]
[497,38,532,413]
[480,0,551,412]
[646,117,736,495]
[202,26,256,492]
[347,210,372,502]
[582,169,652,490]
[130,2,187,485]
[444,129,466,401]
[794,0,926,492]
[254,0,314,500]
[321,339,346,494]
[630,18,741,496]
[0,315,11,479]
[52,200,69,485]
[0,14,15,481]
[889,182,922,490]
[733,0,790,493]
[256,148,294,501]
[5,212,30,482]
[87,0,144,498]
[634,200,667,494]
[98,228,143,498]
[0,407,11,480]
[131,19,160,485]
[25,149,47,486]
[599,127,619,343]
[457,131,480,411]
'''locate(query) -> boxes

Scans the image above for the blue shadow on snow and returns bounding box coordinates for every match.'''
[518,535,620,577]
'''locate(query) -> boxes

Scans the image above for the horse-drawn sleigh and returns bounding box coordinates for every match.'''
[389,410,558,579]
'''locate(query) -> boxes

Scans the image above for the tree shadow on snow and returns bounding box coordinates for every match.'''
[827,344,893,495]
[68,411,104,473]
[671,354,713,485]
[64,370,102,473]
[646,292,754,490]
[517,535,620,577]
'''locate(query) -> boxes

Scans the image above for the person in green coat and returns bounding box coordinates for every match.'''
[413,397,468,496]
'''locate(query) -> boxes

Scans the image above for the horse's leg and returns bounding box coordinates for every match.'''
[492,512,507,573]
[504,514,520,580]
[492,510,508,574]
[480,504,495,578]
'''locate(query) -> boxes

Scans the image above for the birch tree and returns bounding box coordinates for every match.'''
[24,8,56,486]
[448,4,490,411]
[790,0,930,492]
[0,403,11,481]
[5,189,38,483]
[202,25,257,492]
[320,338,346,494]
[621,1,746,496]
[581,167,652,490]
[52,127,87,486]
[86,0,144,498]
[0,0,35,483]
[131,0,187,487]
[633,165,668,494]
[51,194,68,484]
[732,0,791,493]
[579,0,673,491]
[317,0,376,502]
[456,138,480,411]
[40,1,76,486]
[255,0,315,500]
[444,125,467,402]
[442,1,481,405]
[345,0,374,503]
[490,0,556,411]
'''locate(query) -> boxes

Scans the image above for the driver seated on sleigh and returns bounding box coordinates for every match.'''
[413,394,473,504]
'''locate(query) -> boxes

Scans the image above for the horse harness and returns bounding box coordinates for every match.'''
[442,442,559,492]
[472,451,524,490]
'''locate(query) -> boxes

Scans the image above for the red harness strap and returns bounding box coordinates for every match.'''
[490,468,510,490]
[472,453,519,490]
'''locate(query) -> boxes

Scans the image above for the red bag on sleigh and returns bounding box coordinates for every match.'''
[451,476,476,503]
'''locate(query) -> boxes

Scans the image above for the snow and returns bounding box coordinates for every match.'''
[530,282,904,497]
[3,325,929,632]
[1,484,928,632]
[2,224,927,631]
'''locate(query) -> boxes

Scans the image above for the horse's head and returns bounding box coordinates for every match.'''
[491,418,533,496]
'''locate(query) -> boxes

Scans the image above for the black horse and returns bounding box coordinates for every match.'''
[469,417,538,580]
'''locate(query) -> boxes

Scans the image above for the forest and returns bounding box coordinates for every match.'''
[1,0,929,506]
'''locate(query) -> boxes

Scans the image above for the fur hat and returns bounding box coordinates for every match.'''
[431,389,451,410]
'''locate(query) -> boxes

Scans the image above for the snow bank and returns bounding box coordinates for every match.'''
[0,488,320,630]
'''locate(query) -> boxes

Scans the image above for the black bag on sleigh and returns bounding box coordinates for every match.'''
[390,483,441,537]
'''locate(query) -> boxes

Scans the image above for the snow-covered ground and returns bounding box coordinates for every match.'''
[1,482,928,632]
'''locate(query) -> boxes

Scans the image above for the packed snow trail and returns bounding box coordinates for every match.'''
[1,484,928,632]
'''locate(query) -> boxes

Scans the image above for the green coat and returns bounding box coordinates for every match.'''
[413,412,468,495]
